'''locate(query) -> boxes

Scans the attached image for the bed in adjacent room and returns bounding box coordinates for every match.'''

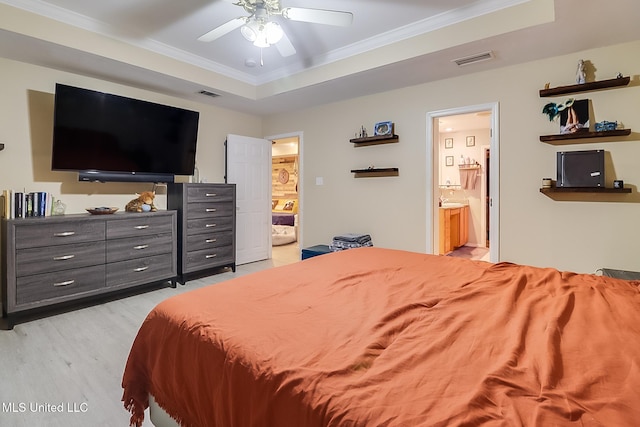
[122,247,640,427]
[271,199,298,245]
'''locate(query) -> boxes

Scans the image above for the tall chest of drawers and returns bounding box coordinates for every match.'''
[1,211,176,329]
[167,183,236,284]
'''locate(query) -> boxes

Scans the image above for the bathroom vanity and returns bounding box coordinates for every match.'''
[438,204,469,255]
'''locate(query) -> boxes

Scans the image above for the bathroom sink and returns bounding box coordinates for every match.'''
[441,202,466,208]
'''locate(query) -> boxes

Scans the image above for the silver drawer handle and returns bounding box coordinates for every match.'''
[53,280,75,287]
[134,225,150,230]
[205,239,217,243]
[205,193,217,197]
[54,231,75,237]
[134,266,149,272]
[205,254,217,259]
[205,208,217,212]
[53,254,75,261]
[133,244,149,250]
[205,224,217,228]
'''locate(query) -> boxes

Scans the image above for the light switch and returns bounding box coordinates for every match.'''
[315,176,324,186]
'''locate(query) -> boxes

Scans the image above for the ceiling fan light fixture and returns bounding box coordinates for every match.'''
[263,21,283,44]
[240,20,260,42]
[243,19,283,47]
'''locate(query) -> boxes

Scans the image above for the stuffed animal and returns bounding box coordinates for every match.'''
[125,191,157,213]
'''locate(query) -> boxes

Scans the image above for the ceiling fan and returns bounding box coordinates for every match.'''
[197,0,353,58]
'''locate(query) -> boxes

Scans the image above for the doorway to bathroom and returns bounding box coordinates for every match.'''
[427,103,499,262]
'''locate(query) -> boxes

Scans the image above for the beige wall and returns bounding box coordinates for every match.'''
[263,40,640,274]
[0,57,262,214]
[2,40,639,274]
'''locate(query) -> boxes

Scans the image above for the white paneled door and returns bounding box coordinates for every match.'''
[226,134,272,265]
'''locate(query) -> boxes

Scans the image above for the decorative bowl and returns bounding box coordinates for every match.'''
[86,207,118,215]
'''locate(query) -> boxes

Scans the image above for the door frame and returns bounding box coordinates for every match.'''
[426,102,500,262]
[265,131,304,253]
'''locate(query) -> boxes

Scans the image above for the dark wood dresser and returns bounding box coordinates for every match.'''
[167,183,236,284]
[1,210,177,329]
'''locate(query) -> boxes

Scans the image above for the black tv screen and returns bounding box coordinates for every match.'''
[52,83,199,182]
[556,149,604,188]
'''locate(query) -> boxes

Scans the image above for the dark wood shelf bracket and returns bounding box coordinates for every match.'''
[540,128,632,143]
[540,187,631,195]
[539,76,630,97]
[351,168,399,178]
[350,135,399,147]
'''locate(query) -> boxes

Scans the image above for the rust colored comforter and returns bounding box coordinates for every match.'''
[122,247,640,426]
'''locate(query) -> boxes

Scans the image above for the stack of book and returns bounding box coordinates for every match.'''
[1,190,55,219]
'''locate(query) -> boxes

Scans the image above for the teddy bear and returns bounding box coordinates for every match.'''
[125,191,157,213]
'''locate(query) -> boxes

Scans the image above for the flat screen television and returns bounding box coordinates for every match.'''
[52,83,199,183]
[556,149,604,188]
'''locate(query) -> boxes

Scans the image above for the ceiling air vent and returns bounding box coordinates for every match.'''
[198,90,220,98]
[452,51,494,67]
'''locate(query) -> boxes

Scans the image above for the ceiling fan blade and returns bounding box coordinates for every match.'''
[275,32,296,57]
[281,7,353,27]
[197,17,246,42]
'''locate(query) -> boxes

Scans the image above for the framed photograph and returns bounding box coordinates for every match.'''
[444,138,453,149]
[373,121,394,136]
[560,99,590,134]
[466,136,475,147]
[445,156,454,166]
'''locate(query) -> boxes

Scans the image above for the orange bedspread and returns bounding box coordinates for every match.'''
[122,247,640,426]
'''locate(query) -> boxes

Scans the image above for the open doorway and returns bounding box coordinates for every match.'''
[270,133,302,265]
[427,103,499,262]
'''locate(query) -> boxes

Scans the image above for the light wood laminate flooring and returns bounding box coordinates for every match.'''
[0,245,300,427]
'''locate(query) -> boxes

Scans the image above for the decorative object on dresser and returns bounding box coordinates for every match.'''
[167,183,236,285]
[86,207,118,215]
[1,211,177,329]
[125,191,158,213]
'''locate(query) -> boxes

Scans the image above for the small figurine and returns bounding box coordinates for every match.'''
[544,82,550,90]
[576,59,586,84]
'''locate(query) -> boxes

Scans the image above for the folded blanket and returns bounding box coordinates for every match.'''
[330,233,373,251]
[332,233,372,244]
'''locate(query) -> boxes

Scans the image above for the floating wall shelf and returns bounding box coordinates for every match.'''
[351,168,399,178]
[540,187,631,195]
[539,129,632,144]
[350,135,399,147]
[539,76,630,97]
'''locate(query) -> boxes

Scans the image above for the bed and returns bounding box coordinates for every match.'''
[122,247,640,427]
[271,199,298,246]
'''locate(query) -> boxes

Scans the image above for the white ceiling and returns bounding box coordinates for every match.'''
[1,0,639,115]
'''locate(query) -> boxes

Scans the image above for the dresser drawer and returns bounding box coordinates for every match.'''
[186,202,235,219]
[186,216,234,235]
[186,231,233,252]
[16,241,106,277]
[16,265,106,307]
[106,233,173,263]
[186,185,234,203]
[15,220,105,249]
[106,253,175,288]
[185,246,234,273]
[106,215,173,239]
